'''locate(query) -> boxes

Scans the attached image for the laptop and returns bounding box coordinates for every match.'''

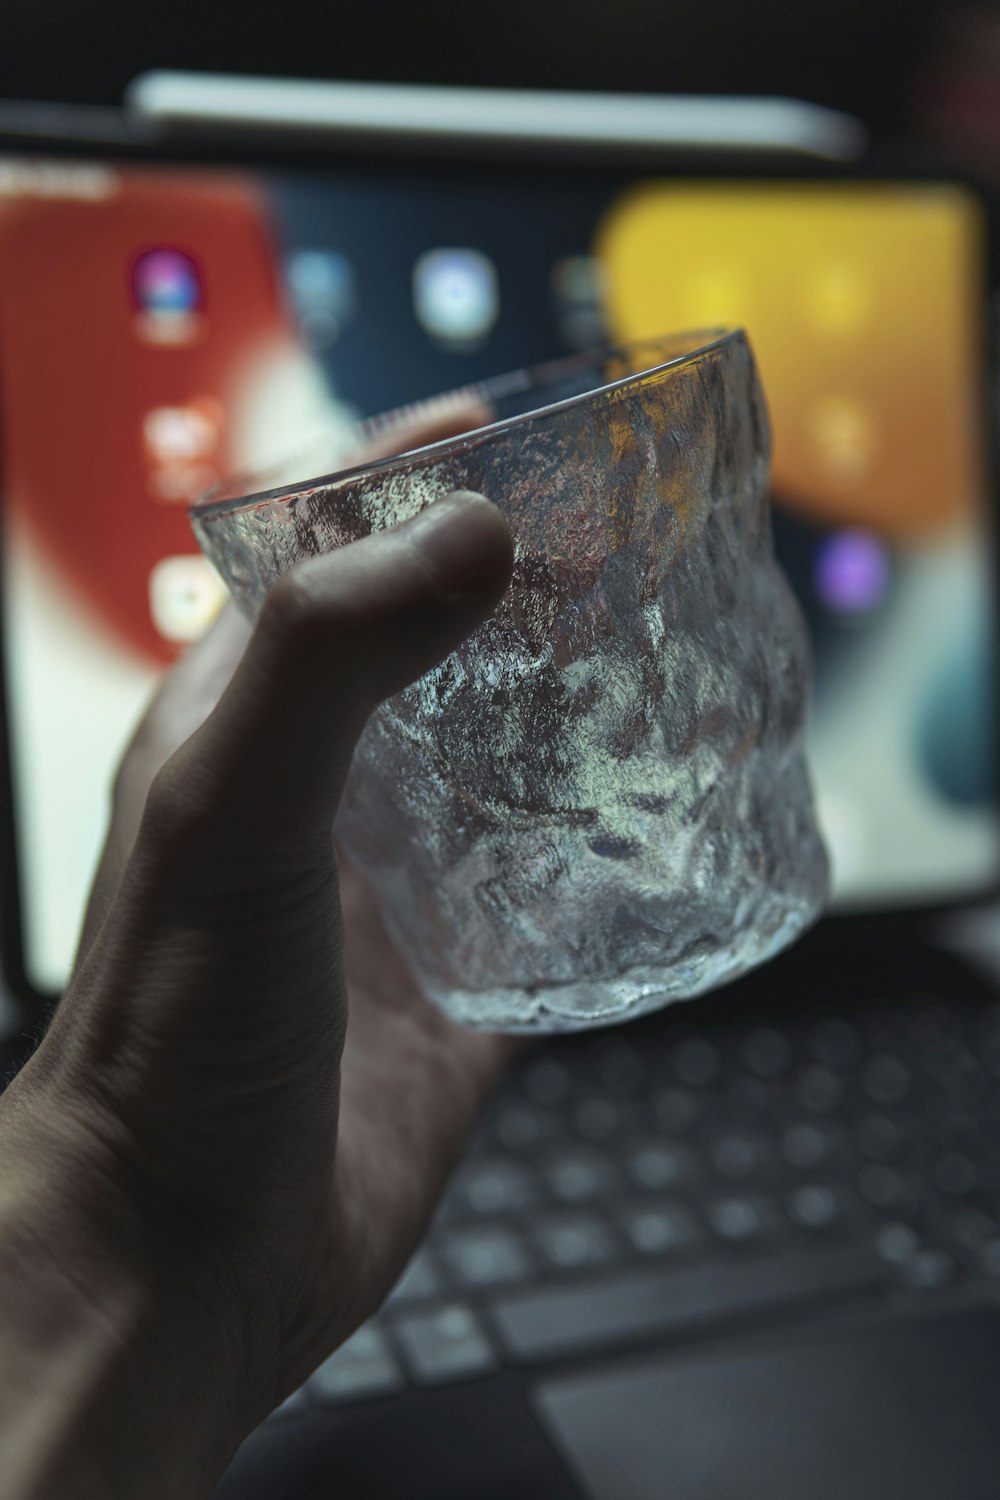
[1,82,1000,1500]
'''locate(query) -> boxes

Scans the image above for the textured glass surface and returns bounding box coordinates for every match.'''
[192,330,828,1031]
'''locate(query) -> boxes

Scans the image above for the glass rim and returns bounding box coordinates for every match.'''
[190,326,743,523]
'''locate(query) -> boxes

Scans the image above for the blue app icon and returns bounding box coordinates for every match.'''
[284,250,356,350]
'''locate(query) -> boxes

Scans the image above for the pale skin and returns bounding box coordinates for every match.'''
[0,409,518,1498]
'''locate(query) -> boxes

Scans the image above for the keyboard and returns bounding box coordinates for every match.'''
[273,981,1000,1417]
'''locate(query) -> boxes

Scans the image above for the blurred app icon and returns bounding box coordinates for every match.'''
[131,248,204,346]
[804,259,871,335]
[148,555,227,643]
[814,529,891,614]
[144,397,223,504]
[284,249,356,350]
[551,254,608,350]
[143,400,220,462]
[552,255,605,307]
[807,394,878,483]
[412,249,499,346]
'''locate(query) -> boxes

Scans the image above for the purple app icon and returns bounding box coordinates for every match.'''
[814,529,890,614]
[131,249,202,316]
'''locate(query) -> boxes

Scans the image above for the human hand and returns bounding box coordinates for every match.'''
[0,411,515,1498]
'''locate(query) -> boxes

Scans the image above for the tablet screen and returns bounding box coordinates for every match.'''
[0,152,996,994]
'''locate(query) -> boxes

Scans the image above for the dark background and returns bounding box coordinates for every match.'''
[0,0,959,137]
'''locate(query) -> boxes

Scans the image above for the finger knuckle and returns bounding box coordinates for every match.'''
[260,569,329,649]
[139,755,217,856]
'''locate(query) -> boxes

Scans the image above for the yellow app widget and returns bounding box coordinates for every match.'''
[597,184,985,536]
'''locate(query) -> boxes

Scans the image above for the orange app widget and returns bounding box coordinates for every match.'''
[0,167,295,663]
[596,183,985,536]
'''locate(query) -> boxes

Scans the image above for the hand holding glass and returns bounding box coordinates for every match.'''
[192,330,828,1031]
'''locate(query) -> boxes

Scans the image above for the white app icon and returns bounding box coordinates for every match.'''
[149,556,227,644]
[412,249,499,345]
[143,403,220,462]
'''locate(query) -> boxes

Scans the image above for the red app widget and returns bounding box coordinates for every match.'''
[0,168,295,663]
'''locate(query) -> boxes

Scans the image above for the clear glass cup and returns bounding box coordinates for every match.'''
[191,329,828,1032]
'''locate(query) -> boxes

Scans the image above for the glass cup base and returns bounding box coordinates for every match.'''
[417,902,818,1033]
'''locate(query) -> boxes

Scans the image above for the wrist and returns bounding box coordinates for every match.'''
[0,1059,261,1499]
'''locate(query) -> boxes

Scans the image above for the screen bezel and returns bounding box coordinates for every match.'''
[1,102,998,1017]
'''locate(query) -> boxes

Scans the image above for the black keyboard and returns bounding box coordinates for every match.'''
[272,982,1000,1416]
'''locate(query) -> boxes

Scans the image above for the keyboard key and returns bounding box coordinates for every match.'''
[781,1122,834,1170]
[574,1096,630,1142]
[522,1057,573,1107]
[863,1055,912,1106]
[742,1027,793,1078]
[857,1163,911,1211]
[494,1104,553,1151]
[394,1304,497,1384]
[491,1246,885,1362]
[454,1158,536,1216]
[901,1248,956,1290]
[710,1133,765,1181]
[725,1075,771,1124]
[310,1325,403,1404]
[626,1139,697,1191]
[874,1222,920,1266]
[932,1150,979,1197]
[650,1087,700,1133]
[593,1039,646,1096]
[669,1037,720,1087]
[855,1115,904,1162]
[924,1100,979,1150]
[787,1184,841,1232]
[386,1248,443,1306]
[793,1065,845,1114]
[809,1018,861,1068]
[534,1210,619,1271]
[708,1194,775,1245]
[946,1206,997,1255]
[544,1146,620,1203]
[439,1225,533,1289]
[618,1200,703,1257]
[924,1040,983,1093]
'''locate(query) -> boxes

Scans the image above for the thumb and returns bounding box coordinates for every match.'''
[141,491,513,879]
